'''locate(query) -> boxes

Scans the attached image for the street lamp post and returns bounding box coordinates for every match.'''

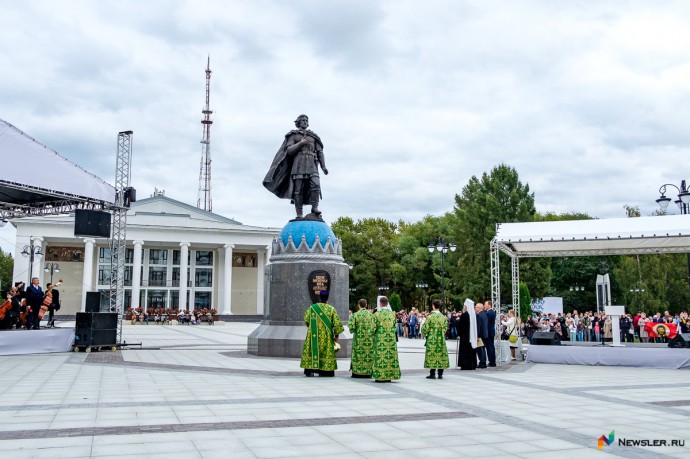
[416,282,428,309]
[428,238,457,308]
[656,179,690,294]
[569,285,584,311]
[629,287,645,311]
[21,242,44,284]
[44,263,60,283]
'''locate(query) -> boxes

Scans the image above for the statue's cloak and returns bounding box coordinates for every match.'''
[262,129,323,200]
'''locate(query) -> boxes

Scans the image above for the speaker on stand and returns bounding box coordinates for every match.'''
[668,333,690,349]
[532,331,561,346]
[74,312,117,351]
[85,292,101,313]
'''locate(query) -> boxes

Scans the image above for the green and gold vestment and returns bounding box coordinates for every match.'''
[348,308,376,376]
[300,302,344,371]
[372,308,401,381]
[422,311,450,369]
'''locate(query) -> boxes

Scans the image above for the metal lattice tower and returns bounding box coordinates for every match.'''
[110,131,133,344]
[197,56,213,211]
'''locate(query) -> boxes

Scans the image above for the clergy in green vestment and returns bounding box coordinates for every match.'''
[372,296,401,382]
[300,290,344,377]
[348,298,376,378]
[422,299,450,379]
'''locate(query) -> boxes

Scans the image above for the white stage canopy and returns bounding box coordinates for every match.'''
[0,119,115,217]
[489,214,690,341]
[494,215,690,258]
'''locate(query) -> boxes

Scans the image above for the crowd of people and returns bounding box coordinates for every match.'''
[522,309,690,344]
[0,277,61,330]
[392,305,690,346]
[128,308,215,325]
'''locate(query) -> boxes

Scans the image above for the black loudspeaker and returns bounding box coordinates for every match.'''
[92,313,117,329]
[74,209,111,238]
[668,333,690,349]
[74,312,118,347]
[532,331,561,345]
[75,328,117,346]
[76,312,93,328]
[76,312,117,328]
[85,292,101,313]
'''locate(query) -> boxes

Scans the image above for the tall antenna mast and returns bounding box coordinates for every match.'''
[197,55,213,211]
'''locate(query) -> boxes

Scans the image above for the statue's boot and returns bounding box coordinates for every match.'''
[310,202,321,216]
[294,195,304,218]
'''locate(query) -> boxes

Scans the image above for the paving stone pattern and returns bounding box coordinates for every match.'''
[0,322,688,458]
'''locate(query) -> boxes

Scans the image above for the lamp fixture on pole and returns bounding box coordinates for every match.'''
[428,237,457,306]
[21,241,44,284]
[44,262,60,283]
[416,282,429,309]
[656,179,690,295]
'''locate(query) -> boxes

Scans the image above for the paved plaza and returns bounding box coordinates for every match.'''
[0,322,688,459]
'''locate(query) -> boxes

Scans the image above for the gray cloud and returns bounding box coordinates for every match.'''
[1,0,689,245]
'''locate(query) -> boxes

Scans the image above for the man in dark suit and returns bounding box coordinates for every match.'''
[475,303,489,368]
[25,277,43,330]
[484,301,497,367]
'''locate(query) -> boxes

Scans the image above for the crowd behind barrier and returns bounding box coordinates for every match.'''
[378,308,689,345]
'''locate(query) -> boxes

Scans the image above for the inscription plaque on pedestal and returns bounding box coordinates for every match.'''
[308,270,330,303]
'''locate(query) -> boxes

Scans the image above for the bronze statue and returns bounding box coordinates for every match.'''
[263,115,328,220]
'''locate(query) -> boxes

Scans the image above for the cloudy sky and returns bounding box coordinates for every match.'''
[2,0,690,252]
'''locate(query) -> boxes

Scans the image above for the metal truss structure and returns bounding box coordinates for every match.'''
[110,131,133,344]
[490,214,690,365]
[0,181,111,220]
[489,243,505,363]
[197,57,213,212]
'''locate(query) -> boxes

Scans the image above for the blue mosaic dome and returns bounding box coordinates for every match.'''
[279,220,337,248]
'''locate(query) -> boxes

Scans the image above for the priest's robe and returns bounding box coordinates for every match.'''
[300,302,344,372]
[372,308,401,381]
[348,308,376,377]
[422,311,450,369]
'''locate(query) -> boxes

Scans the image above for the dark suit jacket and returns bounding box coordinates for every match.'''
[51,289,60,307]
[476,311,489,339]
[26,285,43,308]
[485,309,496,338]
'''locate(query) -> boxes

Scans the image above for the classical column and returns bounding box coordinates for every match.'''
[81,238,96,312]
[179,242,190,311]
[222,244,234,315]
[131,240,144,309]
[256,248,266,314]
[30,237,44,285]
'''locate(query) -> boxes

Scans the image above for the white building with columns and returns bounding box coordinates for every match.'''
[11,194,279,316]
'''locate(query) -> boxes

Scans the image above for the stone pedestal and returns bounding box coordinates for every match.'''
[247,220,352,358]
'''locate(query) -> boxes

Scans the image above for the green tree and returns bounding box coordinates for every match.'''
[609,205,690,315]
[332,217,399,303]
[518,282,532,323]
[389,292,402,312]
[451,164,537,303]
[395,215,444,309]
[0,249,13,294]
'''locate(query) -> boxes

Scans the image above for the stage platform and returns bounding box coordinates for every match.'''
[0,328,75,356]
[526,343,690,369]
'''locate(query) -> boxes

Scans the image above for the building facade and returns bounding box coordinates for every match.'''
[11,195,279,316]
